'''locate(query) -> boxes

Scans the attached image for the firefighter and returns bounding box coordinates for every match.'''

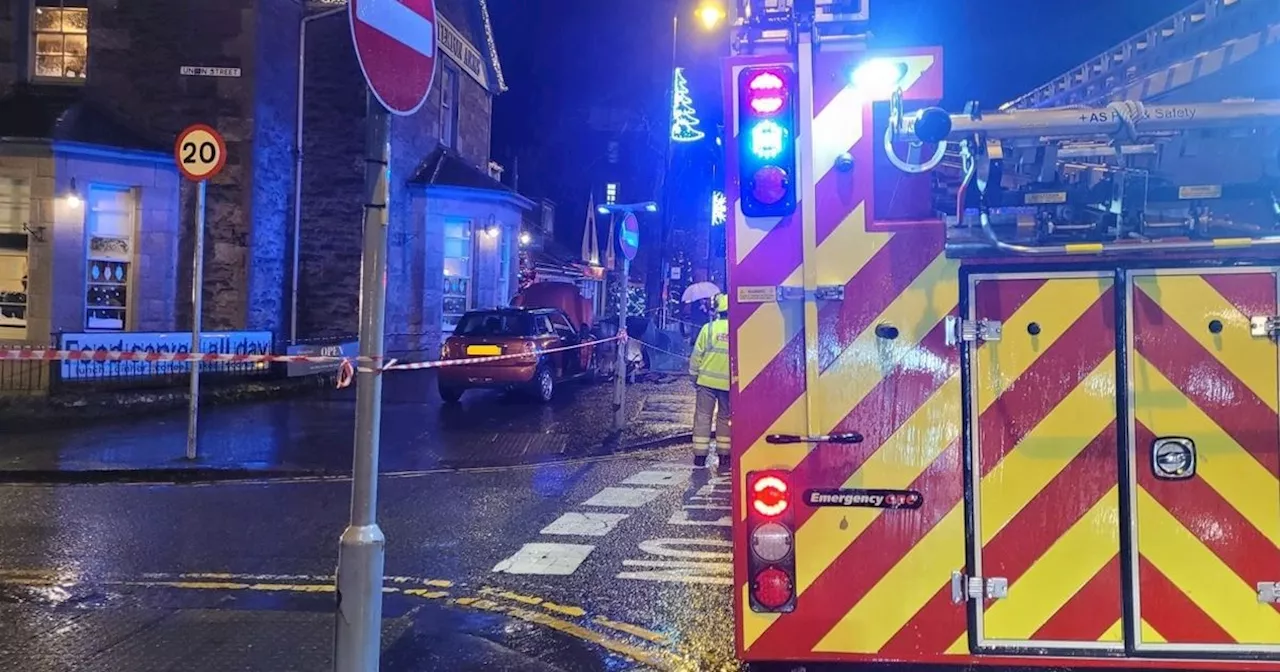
[688,293,731,470]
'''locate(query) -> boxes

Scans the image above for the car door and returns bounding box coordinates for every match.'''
[548,311,581,377]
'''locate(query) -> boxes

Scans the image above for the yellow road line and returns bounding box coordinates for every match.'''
[1135,275,1278,411]
[592,616,670,644]
[983,489,1120,641]
[1133,353,1280,547]
[1137,489,1280,644]
[479,586,587,618]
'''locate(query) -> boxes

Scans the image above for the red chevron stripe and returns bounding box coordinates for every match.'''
[734,335,806,454]
[1031,555,1124,643]
[747,440,963,658]
[978,287,1116,474]
[815,230,943,372]
[973,277,1048,330]
[896,422,1119,653]
[879,586,965,657]
[1138,556,1234,644]
[1202,272,1277,319]
[1132,287,1280,474]
[789,318,955,533]
[1135,422,1280,614]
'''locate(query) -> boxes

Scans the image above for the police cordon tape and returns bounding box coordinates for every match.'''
[0,334,627,390]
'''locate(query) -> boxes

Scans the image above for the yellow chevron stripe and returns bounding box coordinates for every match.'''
[979,354,1117,543]
[983,489,1120,641]
[1132,353,1280,548]
[815,253,957,430]
[976,275,1111,406]
[1134,274,1278,412]
[735,205,881,390]
[814,505,964,653]
[1136,488,1280,644]
[739,583,778,650]
[795,375,961,593]
[1141,619,1167,644]
[1100,619,1123,642]
[946,633,967,654]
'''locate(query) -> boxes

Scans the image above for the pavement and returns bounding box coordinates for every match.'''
[0,446,740,671]
[0,371,696,479]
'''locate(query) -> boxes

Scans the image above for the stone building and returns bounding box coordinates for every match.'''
[0,0,522,358]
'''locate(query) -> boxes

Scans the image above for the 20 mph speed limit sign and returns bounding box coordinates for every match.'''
[174,124,227,182]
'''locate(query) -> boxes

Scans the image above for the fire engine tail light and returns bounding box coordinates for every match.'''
[738,66,797,218]
[746,470,797,613]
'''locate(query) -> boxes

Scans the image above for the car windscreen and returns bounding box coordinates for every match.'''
[453,312,535,337]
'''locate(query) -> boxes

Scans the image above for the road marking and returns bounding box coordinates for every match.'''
[492,543,595,575]
[618,559,734,585]
[582,486,661,508]
[638,538,733,560]
[593,615,670,643]
[478,586,587,617]
[668,509,732,527]
[622,470,691,487]
[644,461,700,471]
[539,511,630,537]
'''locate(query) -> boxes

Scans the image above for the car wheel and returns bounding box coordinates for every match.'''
[438,384,464,403]
[531,365,554,403]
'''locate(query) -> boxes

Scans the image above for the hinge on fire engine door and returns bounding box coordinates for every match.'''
[944,316,1003,347]
[1258,582,1280,603]
[951,571,1009,604]
[1249,316,1280,338]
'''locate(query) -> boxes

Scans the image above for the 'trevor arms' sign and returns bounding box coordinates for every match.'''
[804,488,924,510]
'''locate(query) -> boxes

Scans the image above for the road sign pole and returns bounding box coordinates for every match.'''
[186,179,207,461]
[613,256,630,433]
[334,91,390,672]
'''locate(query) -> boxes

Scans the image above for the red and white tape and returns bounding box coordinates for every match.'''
[0,333,627,390]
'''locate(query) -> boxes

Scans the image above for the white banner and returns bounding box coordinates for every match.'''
[57,330,273,380]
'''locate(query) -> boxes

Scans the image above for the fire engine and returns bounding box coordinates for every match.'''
[723,0,1280,668]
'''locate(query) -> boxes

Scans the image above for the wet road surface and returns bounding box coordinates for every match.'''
[0,372,695,473]
[0,446,738,670]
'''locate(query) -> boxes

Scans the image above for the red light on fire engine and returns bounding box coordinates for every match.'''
[746,71,788,116]
[752,166,788,206]
[752,475,789,517]
[752,567,793,609]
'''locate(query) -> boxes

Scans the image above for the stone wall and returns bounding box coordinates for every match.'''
[0,0,16,92]
[298,9,495,349]
[79,0,258,332]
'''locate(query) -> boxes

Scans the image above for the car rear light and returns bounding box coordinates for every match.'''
[751,475,789,517]
[750,522,793,562]
[752,567,793,610]
[746,470,797,613]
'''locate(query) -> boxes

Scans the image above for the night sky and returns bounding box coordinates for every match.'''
[487,0,1191,226]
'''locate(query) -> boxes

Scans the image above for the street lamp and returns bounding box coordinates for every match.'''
[696,2,726,30]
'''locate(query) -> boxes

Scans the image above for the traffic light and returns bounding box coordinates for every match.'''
[745,470,797,613]
[738,66,797,218]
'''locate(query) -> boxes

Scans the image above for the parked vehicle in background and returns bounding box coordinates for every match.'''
[512,281,598,374]
[437,306,594,403]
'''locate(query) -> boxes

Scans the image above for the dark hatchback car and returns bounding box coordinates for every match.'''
[437,307,596,403]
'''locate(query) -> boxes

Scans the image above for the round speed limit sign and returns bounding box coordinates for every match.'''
[174,124,227,182]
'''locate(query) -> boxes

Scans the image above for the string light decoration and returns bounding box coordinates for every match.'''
[711,190,727,226]
[671,67,705,143]
[477,0,508,92]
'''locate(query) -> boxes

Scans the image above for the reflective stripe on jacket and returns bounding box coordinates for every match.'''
[689,317,730,391]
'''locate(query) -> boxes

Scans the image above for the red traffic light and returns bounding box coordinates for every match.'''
[751,474,790,517]
[745,70,788,116]
[751,166,788,206]
[752,567,794,609]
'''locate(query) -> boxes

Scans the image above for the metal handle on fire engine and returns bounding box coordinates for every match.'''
[765,432,865,445]
[884,88,948,174]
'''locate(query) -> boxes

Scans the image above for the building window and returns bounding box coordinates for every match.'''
[0,178,31,337]
[497,220,512,304]
[32,1,88,82]
[605,183,618,205]
[84,185,135,331]
[440,65,460,149]
[442,217,472,331]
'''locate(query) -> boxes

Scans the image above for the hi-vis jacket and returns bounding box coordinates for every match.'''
[689,317,730,391]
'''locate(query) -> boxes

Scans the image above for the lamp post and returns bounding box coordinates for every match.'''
[598,200,657,434]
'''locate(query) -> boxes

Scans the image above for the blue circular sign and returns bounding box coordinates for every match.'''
[619,213,640,261]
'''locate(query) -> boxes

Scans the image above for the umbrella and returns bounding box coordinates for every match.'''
[681,281,721,303]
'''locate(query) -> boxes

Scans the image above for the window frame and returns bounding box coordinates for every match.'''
[29,0,89,85]
[83,184,137,332]
[440,63,460,149]
[442,216,475,332]
[0,175,32,340]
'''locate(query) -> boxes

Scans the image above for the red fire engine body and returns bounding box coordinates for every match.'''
[723,0,1280,669]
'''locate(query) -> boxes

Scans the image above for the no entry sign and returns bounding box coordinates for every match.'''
[619,213,639,261]
[349,0,439,115]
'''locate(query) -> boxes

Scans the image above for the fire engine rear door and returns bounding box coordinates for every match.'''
[967,271,1125,654]
[1127,268,1280,655]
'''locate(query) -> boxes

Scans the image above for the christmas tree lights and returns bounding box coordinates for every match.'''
[671,67,705,143]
